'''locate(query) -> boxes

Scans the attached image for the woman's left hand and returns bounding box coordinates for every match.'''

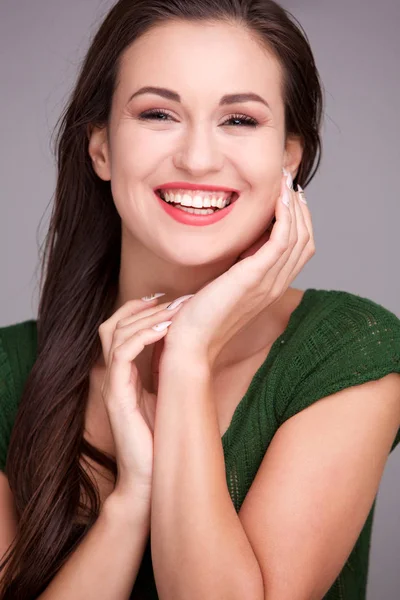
[162,170,315,369]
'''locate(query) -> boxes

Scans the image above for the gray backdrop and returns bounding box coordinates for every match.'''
[0,0,399,597]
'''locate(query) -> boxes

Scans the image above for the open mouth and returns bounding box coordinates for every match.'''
[155,189,239,212]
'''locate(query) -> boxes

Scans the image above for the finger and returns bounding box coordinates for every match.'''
[109,304,183,355]
[282,175,298,259]
[248,175,293,271]
[260,173,298,276]
[271,187,310,291]
[277,185,307,266]
[296,185,316,256]
[100,326,159,480]
[286,187,316,281]
[99,296,168,363]
[108,329,161,403]
[116,299,181,329]
[103,325,169,411]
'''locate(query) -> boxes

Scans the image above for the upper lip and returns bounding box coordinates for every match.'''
[155,182,239,194]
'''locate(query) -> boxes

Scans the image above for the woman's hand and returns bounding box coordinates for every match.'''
[97,296,184,505]
[162,171,315,369]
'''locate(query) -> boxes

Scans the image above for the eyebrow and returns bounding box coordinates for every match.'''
[127,86,271,109]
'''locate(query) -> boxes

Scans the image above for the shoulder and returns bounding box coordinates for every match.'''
[0,319,38,394]
[0,318,38,352]
[276,289,400,449]
[291,287,400,356]
[298,286,400,326]
[276,287,400,383]
[0,319,38,471]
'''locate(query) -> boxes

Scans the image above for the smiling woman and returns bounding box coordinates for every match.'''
[86,15,310,271]
[1,1,400,600]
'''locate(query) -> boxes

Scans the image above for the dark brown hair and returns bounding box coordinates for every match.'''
[0,0,323,596]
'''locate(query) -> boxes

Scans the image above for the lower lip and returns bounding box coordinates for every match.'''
[154,191,236,226]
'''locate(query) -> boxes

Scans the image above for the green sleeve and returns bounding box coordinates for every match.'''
[0,332,17,472]
[277,293,400,454]
[0,320,37,473]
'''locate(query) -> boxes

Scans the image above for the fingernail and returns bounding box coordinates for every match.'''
[282,167,293,190]
[141,292,166,301]
[282,187,290,207]
[152,321,172,332]
[297,184,307,204]
[167,294,195,310]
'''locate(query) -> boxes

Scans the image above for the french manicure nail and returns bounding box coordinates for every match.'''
[141,292,166,301]
[167,294,195,310]
[286,172,294,190]
[281,187,290,207]
[152,321,172,332]
[282,167,294,190]
[297,184,307,204]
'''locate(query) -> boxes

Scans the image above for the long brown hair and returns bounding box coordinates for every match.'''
[0,0,324,596]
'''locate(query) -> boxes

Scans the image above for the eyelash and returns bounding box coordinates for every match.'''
[138,108,259,128]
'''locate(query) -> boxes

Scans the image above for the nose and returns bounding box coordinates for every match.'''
[173,123,224,176]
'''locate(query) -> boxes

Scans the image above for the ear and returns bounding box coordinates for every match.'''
[283,135,304,181]
[87,124,112,181]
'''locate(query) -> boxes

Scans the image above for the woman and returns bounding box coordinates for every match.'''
[0,0,399,598]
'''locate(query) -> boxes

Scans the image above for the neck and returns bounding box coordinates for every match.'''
[112,226,239,312]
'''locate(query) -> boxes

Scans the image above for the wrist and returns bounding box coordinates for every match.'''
[104,490,151,530]
[162,346,212,377]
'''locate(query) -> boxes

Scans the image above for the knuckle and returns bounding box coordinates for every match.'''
[269,287,281,302]
[247,263,264,282]
[111,329,123,343]
[306,240,316,256]
[118,314,134,327]
[135,329,148,341]
[98,328,106,347]
[112,345,125,361]
[276,239,289,254]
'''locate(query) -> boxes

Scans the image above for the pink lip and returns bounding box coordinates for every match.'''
[155,181,239,194]
[154,190,236,226]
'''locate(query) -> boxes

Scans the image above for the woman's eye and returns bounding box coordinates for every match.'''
[138,110,259,128]
[223,114,259,128]
[138,109,173,121]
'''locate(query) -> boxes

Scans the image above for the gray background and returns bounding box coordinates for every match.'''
[0,0,399,596]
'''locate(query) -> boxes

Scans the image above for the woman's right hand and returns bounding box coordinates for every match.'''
[98,295,187,507]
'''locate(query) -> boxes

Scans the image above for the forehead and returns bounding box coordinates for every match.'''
[115,20,283,107]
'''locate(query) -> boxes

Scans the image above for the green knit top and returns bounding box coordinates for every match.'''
[1,288,400,600]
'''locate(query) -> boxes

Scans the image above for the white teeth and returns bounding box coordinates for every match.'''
[160,190,233,209]
[191,195,204,209]
[176,206,215,215]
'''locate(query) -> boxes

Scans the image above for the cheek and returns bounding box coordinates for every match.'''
[115,118,172,156]
[110,129,164,185]
[228,136,282,187]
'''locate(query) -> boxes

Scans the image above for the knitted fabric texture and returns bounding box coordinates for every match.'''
[0,288,399,599]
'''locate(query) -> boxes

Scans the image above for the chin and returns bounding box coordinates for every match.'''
[162,245,241,269]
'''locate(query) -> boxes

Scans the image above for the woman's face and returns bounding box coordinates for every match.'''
[91,20,301,266]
